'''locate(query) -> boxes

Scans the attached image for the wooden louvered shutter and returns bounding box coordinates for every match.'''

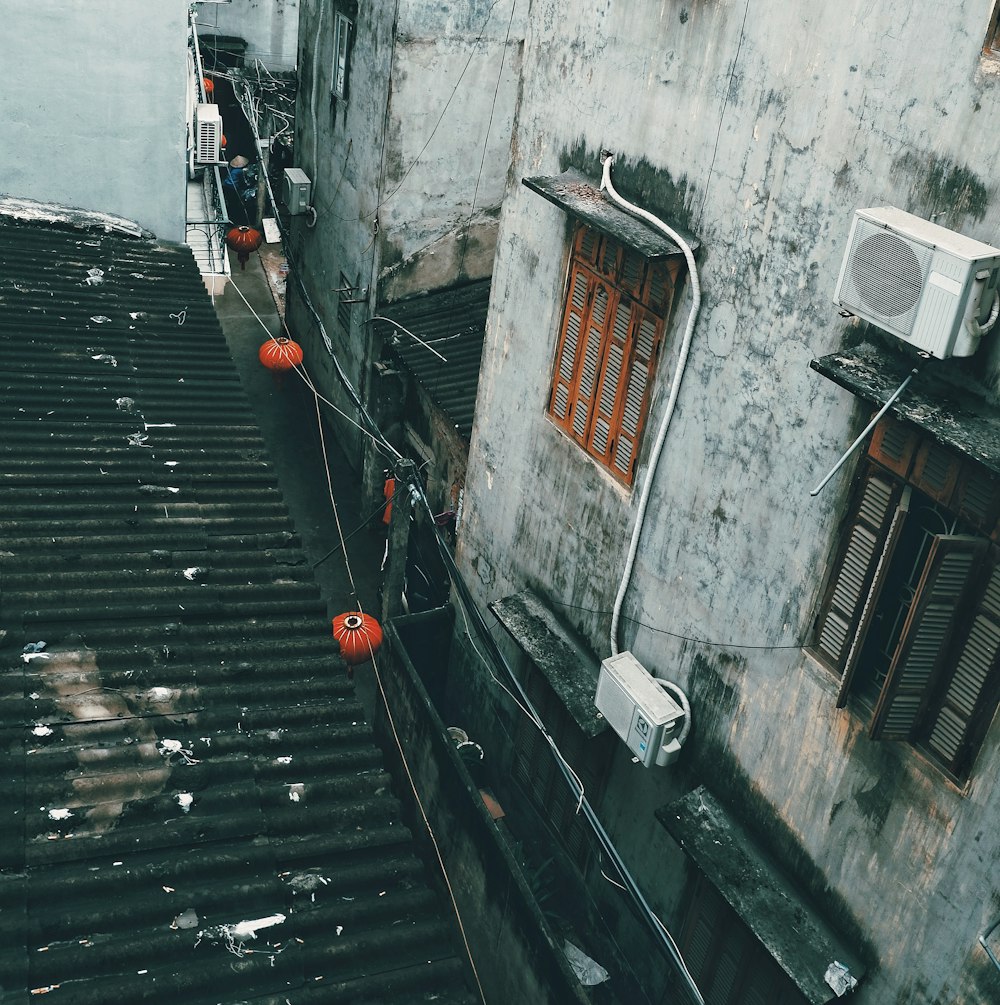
[911,439,962,504]
[870,536,988,741]
[571,279,610,445]
[925,557,1000,775]
[613,308,661,484]
[681,876,724,993]
[868,417,919,477]
[549,267,591,428]
[588,294,630,466]
[815,467,903,674]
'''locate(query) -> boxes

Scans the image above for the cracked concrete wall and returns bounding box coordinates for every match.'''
[0,1,189,242]
[455,2,1000,1002]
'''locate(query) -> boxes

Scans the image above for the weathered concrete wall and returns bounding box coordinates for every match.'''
[290,0,522,481]
[378,614,593,1005]
[378,0,523,301]
[455,2,1000,1002]
[196,0,299,71]
[0,1,189,242]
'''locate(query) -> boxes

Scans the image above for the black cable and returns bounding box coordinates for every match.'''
[310,487,401,569]
[548,600,812,651]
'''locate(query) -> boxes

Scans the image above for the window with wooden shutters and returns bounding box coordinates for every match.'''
[547,225,679,486]
[509,663,602,870]
[667,874,806,1005]
[813,417,1000,779]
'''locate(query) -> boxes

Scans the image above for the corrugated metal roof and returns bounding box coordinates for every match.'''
[0,213,475,1004]
[376,282,490,441]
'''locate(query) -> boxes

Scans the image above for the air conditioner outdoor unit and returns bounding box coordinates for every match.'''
[834,206,1000,359]
[595,652,685,767]
[194,104,223,165]
[282,168,313,215]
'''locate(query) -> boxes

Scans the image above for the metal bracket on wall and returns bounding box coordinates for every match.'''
[981,916,1000,973]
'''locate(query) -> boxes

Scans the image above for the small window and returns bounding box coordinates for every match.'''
[986,5,1000,55]
[332,12,351,100]
[547,225,680,486]
[813,418,1000,780]
[337,272,353,333]
[509,659,607,869]
[665,873,807,1005]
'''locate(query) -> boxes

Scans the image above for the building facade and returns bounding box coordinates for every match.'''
[1,0,190,242]
[287,0,522,513]
[448,2,1000,1003]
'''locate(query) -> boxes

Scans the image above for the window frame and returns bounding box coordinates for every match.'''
[812,417,1000,780]
[668,872,807,1005]
[546,225,680,487]
[332,11,351,100]
[986,5,1000,56]
[509,657,611,870]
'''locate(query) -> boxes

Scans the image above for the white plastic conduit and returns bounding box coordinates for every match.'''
[601,155,702,658]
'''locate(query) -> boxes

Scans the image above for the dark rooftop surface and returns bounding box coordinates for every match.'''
[522,169,699,259]
[0,212,475,1003]
[658,787,865,1005]
[374,282,490,442]
[811,341,1000,475]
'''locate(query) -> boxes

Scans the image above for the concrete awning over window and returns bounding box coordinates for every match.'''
[522,169,698,260]
[658,787,866,1005]
[489,590,608,738]
[811,341,1000,476]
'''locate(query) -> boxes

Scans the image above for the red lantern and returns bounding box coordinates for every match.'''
[258,336,303,372]
[333,612,383,672]
[225,225,263,270]
[203,76,214,96]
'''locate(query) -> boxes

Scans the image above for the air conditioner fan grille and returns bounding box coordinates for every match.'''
[849,231,923,317]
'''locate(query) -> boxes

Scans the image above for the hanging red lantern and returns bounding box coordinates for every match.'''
[203,76,215,96]
[225,225,263,270]
[258,336,303,372]
[333,612,383,671]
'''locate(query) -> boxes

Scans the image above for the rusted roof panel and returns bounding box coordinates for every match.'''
[0,211,475,1004]
[375,281,489,442]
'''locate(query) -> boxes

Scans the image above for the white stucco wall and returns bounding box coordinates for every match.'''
[0,1,189,242]
[456,2,1000,1002]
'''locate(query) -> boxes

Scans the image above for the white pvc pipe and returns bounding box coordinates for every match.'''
[657,678,692,746]
[601,155,702,657]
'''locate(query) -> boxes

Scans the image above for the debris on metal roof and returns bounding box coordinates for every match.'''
[0,212,476,1003]
[373,281,490,442]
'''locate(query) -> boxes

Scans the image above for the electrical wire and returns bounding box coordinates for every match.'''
[548,600,812,651]
[221,51,703,1005]
[431,528,705,1005]
[460,0,516,276]
[305,378,487,1004]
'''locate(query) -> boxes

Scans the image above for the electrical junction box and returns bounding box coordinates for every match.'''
[595,651,685,767]
[282,168,312,216]
[834,206,1000,359]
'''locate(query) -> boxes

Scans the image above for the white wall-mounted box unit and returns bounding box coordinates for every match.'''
[282,168,312,216]
[194,104,222,165]
[595,652,685,767]
[834,206,1000,359]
